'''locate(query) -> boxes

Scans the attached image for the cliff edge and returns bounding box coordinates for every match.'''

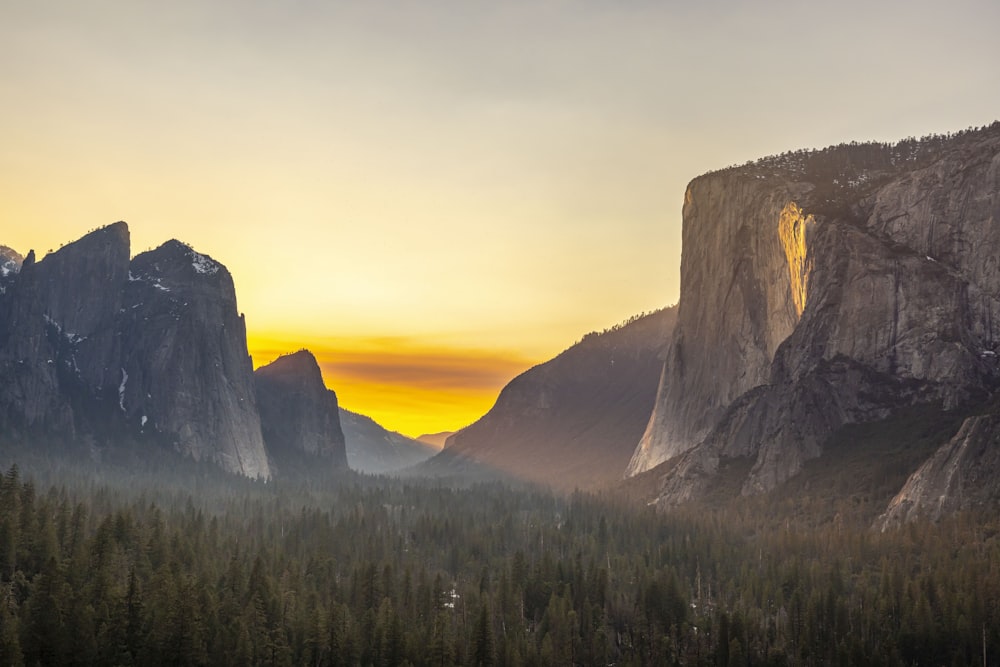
[628,124,1000,514]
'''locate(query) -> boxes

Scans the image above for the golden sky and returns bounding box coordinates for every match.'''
[2,1,998,436]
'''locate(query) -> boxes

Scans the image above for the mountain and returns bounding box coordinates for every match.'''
[424,308,677,489]
[626,123,1000,520]
[0,223,271,478]
[0,246,21,280]
[340,408,436,474]
[254,350,348,471]
[119,239,270,478]
[416,431,452,449]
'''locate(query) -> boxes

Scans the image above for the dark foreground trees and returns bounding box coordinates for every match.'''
[0,459,998,665]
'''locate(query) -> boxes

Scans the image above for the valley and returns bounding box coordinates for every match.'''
[1,123,1000,665]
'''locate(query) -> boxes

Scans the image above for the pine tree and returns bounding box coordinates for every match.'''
[0,604,23,667]
[21,556,69,666]
[472,602,494,667]
[428,611,454,667]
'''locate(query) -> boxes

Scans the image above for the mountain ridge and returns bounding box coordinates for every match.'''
[424,307,677,490]
[340,408,436,474]
[416,431,452,449]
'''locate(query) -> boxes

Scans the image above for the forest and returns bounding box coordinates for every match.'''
[0,448,998,666]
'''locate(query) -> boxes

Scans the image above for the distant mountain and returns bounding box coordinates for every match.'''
[255,350,348,472]
[420,307,677,490]
[416,431,452,449]
[340,409,436,474]
[0,223,272,478]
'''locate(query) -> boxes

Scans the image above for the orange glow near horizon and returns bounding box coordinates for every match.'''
[3,1,996,441]
[249,335,534,438]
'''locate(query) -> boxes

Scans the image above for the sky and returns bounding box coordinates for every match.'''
[2,0,998,437]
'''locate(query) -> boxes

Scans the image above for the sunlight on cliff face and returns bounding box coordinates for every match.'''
[778,202,815,318]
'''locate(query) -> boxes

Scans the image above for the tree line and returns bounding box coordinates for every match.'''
[0,456,998,665]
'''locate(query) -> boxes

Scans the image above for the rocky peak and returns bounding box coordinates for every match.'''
[32,222,131,335]
[129,240,233,302]
[255,349,348,469]
[133,239,222,275]
[256,349,324,384]
[0,246,22,279]
[0,246,22,305]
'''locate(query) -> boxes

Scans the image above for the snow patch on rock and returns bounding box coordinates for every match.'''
[118,368,128,412]
[190,250,220,275]
[42,314,86,344]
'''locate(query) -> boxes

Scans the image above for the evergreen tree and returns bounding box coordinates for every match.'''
[472,602,494,667]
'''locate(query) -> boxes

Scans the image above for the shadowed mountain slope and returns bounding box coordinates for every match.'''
[420,307,676,490]
[416,431,452,449]
[341,409,436,474]
[255,350,348,472]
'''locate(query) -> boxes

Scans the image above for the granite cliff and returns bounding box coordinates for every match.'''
[878,409,1000,528]
[430,307,676,489]
[119,240,270,478]
[628,124,1000,515]
[0,224,131,442]
[0,223,271,478]
[255,350,348,471]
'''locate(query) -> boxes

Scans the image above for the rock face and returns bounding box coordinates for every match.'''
[0,223,271,479]
[254,350,347,470]
[119,240,271,478]
[340,408,435,474]
[878,411,1000,528]
[0,223,131,441]
[629,124,1000,510]
[431,307,676,489]
[624,185,803,477]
